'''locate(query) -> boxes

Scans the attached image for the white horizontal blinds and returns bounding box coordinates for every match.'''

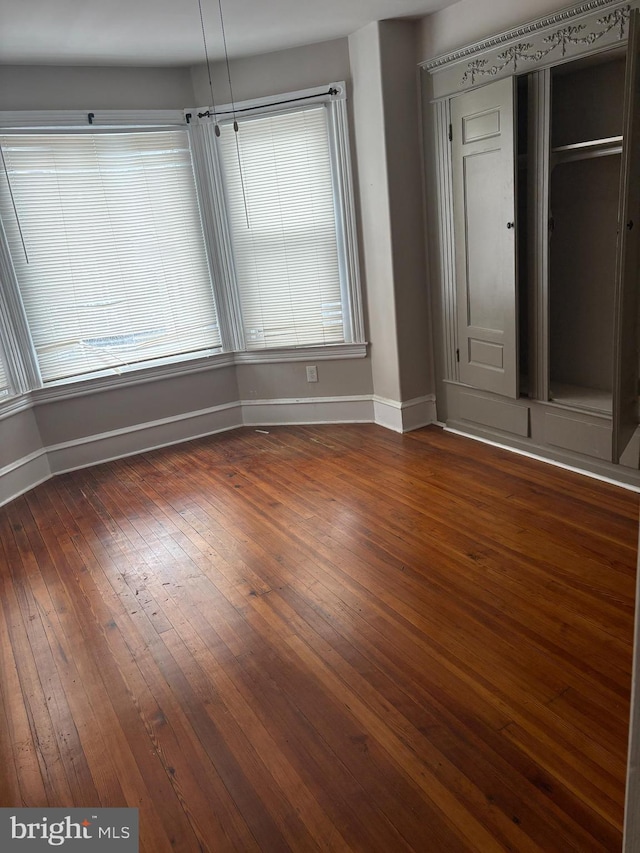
[218,106,344,349]
[0,130,220,383]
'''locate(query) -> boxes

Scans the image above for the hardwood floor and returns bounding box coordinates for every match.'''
[0,424,637,851]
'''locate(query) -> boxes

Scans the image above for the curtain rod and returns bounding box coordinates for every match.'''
[188,87,339,122]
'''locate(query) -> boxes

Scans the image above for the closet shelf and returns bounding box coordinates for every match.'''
[551,135,623,165]
[553,136,622,152]
[549,384,612,416]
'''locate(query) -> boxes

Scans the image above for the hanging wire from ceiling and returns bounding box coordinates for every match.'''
[197,0,220,135]
[196,0,249,226]
[216,0,250,227]
[217,0,237,133]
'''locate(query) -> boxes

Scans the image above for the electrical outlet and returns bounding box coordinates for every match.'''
[306,365,318,383]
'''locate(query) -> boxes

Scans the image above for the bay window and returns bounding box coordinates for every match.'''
[0,83,363,399]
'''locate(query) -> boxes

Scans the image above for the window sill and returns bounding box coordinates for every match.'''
[234,342,368,365]
[0,342,368,411]
[32,348,231,404]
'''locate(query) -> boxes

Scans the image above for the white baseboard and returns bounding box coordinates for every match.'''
[0,450,51,508]
[373,396,404,432]
[0,393,438,508]
[0,394,385,507]
[373,394,437,433]
[47,396,375,474]
[400,395,438,432]
[241,395,374,427]
[47,401,244,475]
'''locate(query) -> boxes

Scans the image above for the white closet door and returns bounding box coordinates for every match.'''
[451,76,518,398]
[613,9,640,464]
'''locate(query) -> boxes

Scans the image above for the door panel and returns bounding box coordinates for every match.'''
[613,9,640,464]
[451,77,518,398]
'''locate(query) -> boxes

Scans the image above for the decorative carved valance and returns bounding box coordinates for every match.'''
[422,0,635,98]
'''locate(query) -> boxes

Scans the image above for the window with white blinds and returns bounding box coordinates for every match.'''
[217,106,345,349]
[0,90,362,399]
[0,129,220,383]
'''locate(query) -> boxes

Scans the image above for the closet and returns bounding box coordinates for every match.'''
[547,55,624,416]
[424,0,640,480]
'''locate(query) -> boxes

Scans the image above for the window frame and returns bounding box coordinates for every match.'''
[187,82,365,358]
[0,110,225,392]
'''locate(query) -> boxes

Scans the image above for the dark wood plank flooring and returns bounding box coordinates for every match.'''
[0,424,637,851]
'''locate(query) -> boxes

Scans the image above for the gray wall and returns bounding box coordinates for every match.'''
[235,359,372,402]
[349,20,433,405]
[190,38,351,105]
[380,21,433,402]
[0,65,195,110]
[0,405,43,470]
[349,22,401,403]
[418,0,571,61]
[0,404,49,507]
[34,367,240,448]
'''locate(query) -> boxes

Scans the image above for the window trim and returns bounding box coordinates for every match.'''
[187,82,365,349]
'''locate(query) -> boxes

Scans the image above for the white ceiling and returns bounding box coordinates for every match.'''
[0,0,460,67]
